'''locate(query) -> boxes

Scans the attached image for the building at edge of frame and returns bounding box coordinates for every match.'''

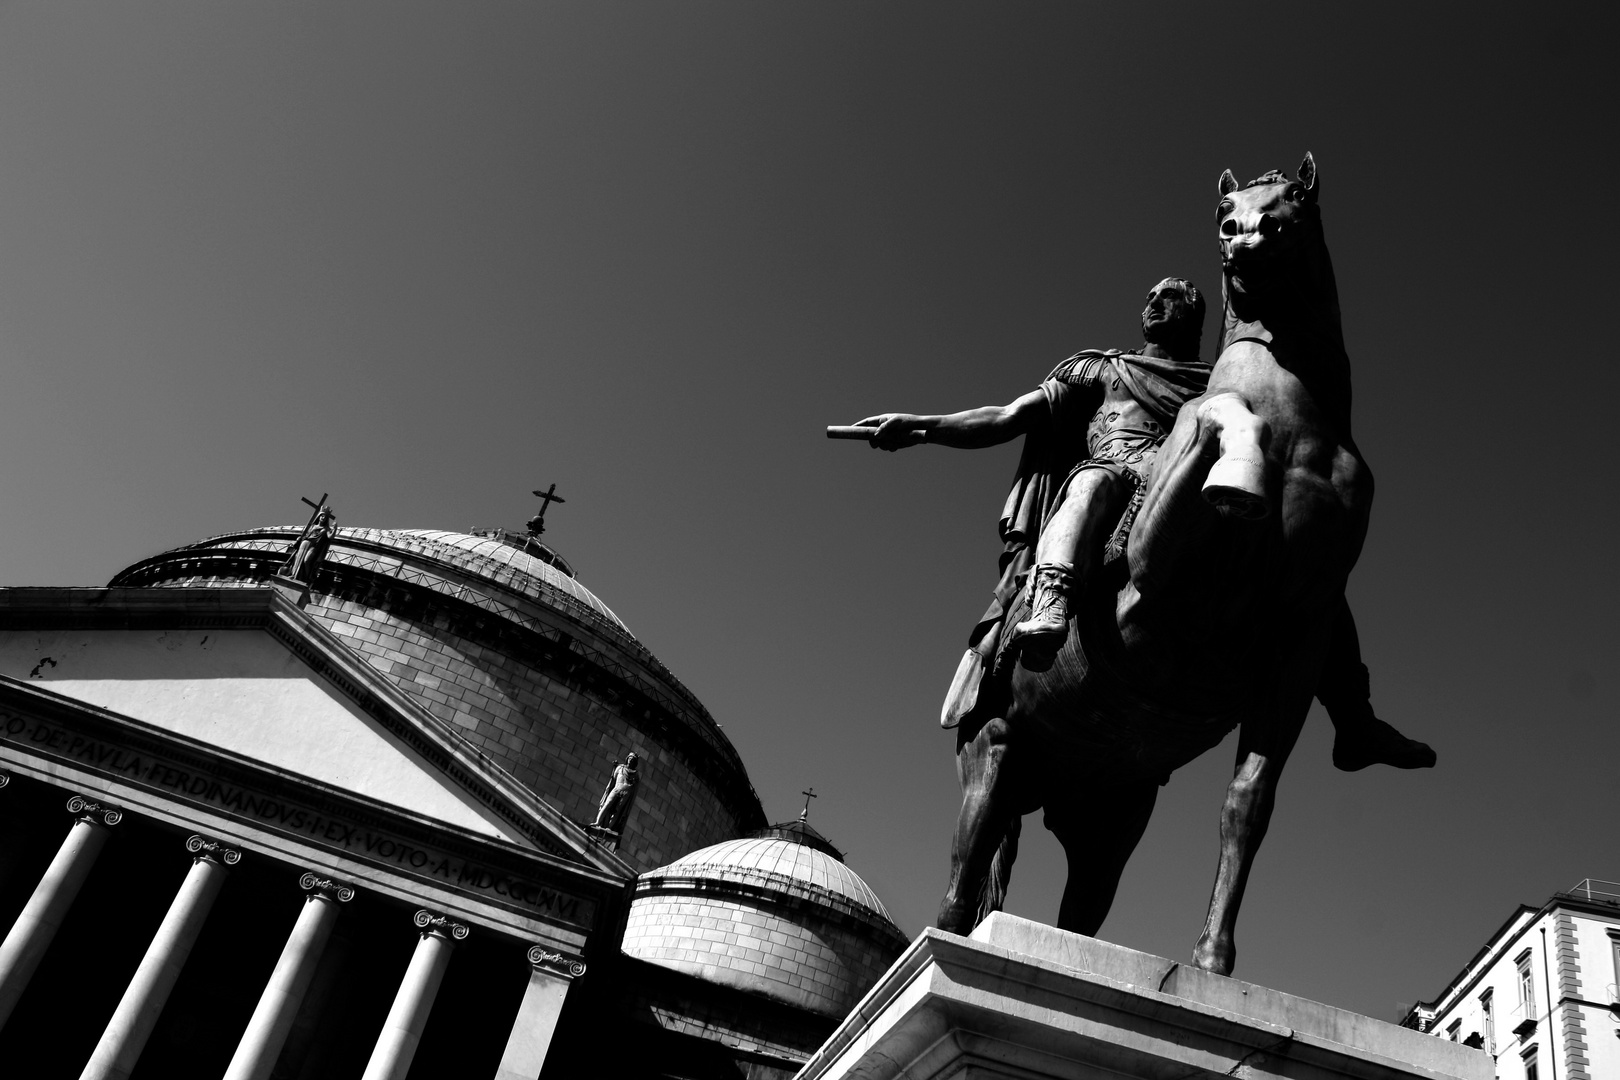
[1401,879,1620,1080]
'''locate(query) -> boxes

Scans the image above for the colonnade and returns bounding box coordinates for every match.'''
[0,784,580,1080]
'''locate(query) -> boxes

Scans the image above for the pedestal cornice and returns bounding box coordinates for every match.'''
[797,914,1492,1080]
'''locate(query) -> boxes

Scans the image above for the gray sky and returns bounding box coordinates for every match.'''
[0,2,1614,1021]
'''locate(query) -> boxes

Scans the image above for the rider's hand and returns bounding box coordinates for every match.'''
[855,414,922,452]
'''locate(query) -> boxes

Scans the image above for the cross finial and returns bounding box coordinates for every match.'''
[526,484,566,537]
[799,787,817,822]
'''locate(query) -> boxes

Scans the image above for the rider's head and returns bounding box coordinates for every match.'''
[626,752,639,768]
[1141,277,1205,356]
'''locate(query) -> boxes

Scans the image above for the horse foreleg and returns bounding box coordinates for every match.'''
[938,716,1018,935]
[1193,629,1324,975]
[1192,746,1285,975]
[1198,391,1271,520]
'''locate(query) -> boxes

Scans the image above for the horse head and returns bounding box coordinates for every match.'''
[1214,153,1347,393]
[1217,153,1320,285]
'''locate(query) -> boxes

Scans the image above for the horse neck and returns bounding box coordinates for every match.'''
[1220,232,1353,425]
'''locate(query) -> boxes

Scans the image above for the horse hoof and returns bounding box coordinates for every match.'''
[1192,935,1235,976]
[937,906,975,936]
[1203,454,1268,520]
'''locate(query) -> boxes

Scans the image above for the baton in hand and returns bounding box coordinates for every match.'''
[826,425,928,443]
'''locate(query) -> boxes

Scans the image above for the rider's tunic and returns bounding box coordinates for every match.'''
[967,348,1211,656]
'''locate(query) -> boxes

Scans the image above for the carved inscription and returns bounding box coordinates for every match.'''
[0,710,590,925]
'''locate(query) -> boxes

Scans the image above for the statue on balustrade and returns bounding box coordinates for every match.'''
[833,154,1435,975]
[281,505,337,585]
[591,752,640,835]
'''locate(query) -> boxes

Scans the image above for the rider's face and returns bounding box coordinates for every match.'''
[1141,285,1194,340]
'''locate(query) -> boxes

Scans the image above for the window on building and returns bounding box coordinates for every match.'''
[1481,989,1495,1053]
[1446,1019,1461,1042]
[1522,1046,1539,1080]
[1609,931,1620,989]
[1517,950,1535,1012]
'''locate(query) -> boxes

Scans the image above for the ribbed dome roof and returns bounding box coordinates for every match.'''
[338,527,631,638]
[653,835,895,925]
[622,821,908,1017]
[110,525,709,724]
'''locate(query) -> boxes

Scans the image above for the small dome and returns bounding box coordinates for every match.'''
[621,821,909,1018]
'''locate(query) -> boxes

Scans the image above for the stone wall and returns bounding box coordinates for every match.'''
[621,892,898,1018]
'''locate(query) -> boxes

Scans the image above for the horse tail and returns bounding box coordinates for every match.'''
[976,814,1022,925]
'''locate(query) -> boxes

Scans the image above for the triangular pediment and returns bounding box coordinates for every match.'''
[0,587,631,880]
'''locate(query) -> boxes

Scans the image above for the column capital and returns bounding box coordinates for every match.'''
[412,910,470,941]
[298,872,355,903]
[66,795,122,826]
[0,770,10,789]
[186,834,243,866]
[525,945,586,980]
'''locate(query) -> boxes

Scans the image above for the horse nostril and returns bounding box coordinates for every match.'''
[1220,219,1238,237]
[1258,215,1280,238]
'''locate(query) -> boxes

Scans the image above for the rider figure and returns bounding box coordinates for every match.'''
[860,276,1209,679]
[854,277,1434,771]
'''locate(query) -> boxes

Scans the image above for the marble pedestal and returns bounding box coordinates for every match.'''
[796,914,1489,1080]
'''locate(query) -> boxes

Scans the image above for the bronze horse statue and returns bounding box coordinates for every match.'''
[940,153,1383,975]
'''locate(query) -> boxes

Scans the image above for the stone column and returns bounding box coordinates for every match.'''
[221,873,354,1080]
[78,835,241,1080]
[0,796,122,1031]
[493,946,585,1080]
[359,910,468,1080]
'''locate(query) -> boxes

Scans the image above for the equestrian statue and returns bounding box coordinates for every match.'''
[832,153,1433,975]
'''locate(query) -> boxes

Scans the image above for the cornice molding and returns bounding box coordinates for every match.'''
[0,587,638,879]
[0,676,628,933]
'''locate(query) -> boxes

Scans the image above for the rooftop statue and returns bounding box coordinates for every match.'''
[591,752,640,835]
[280,503,336,586]
[833,154,1434,975]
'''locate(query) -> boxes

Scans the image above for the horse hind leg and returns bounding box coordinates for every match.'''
[1198,392,1271,520]
[938,715,1021,935]
[1046,777,1158,936]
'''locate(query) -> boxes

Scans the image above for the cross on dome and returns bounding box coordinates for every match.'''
[526,483,566,537]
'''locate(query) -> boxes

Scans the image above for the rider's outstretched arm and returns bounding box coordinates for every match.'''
[856,388,1049,451]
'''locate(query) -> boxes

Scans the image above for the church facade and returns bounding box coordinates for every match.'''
[0,523,906,1079]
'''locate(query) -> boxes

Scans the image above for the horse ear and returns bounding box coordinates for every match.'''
[1298,151,1317,192]
[1218,169,1239,196]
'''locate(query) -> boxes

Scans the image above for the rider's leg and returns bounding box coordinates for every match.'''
[1317,596,1436,771]
[1012,468,1125,655]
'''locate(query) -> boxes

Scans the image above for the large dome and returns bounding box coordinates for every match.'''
[621,820,909,1017]
[110,525,766,871]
